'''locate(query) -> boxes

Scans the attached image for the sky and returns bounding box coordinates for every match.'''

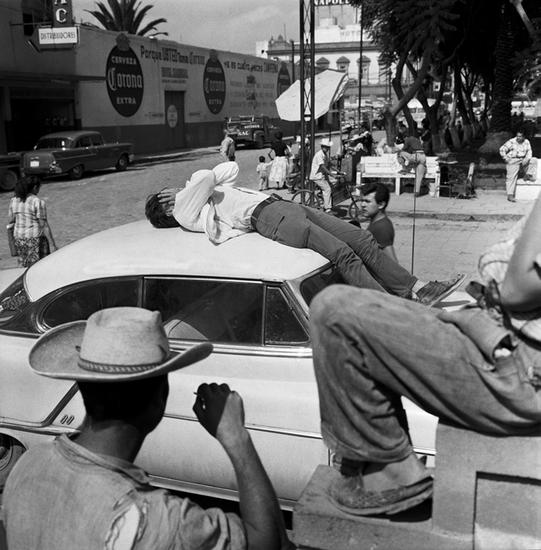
[73,0,300,55]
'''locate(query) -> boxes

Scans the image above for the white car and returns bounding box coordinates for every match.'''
[0,221,471,508]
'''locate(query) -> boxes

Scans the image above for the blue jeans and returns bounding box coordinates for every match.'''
[310,285,541,463]
[254,200,416,296]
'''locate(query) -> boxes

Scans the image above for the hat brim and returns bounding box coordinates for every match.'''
[29,321,213,382]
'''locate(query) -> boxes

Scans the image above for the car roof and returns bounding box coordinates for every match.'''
[25,220,330,301]
[37,131,100,141]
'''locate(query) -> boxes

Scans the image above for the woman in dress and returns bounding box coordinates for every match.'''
[7,175,57,267]
[267,131,290,189]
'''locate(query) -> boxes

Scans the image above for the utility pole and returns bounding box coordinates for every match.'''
[299,0,315,194]
[357,2,364,129]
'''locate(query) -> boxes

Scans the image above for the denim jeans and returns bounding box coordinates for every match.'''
[398,151,427,193]
[254,200,416,296]
[310,285,541,464]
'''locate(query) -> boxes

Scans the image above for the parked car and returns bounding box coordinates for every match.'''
[0,221,464,508]
[21,130,134,180]
[225,115,279,148]
[0,152,22,192]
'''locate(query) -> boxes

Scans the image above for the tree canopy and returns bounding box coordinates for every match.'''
[86,0,168,37]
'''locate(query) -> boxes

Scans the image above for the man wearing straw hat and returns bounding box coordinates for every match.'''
[309,138,335,213]
[2,307,291,550]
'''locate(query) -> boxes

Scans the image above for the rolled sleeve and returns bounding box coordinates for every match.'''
[138,491,246,550]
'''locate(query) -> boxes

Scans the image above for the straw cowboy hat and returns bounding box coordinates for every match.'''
[320,138,333,148]
[29,307,213,382]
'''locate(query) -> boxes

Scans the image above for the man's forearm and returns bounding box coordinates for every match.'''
[222,429,290,550]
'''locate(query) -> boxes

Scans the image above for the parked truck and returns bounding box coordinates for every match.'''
[225,115,279,148]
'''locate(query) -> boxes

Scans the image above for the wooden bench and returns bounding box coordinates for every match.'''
[357,153,441,196]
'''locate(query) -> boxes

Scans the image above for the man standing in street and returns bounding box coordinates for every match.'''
[220,128,236,161]
[310,138,335,213]
[359,182,398,262]
[500,129,533,202]
[397,134,427,196]
[3,307,292,549]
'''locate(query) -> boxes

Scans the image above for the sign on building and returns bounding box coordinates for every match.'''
[53,0,74,27]
[38,26,78,45]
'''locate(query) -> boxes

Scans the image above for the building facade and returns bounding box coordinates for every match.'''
[0,1,291,154]
[256,2,395,123]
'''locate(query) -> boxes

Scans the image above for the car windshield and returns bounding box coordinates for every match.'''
[299,265,344,306]
[36,137,71,149]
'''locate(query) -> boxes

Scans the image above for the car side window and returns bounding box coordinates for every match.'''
[144,278,263,345]
[90,134,104,146]
[76,136,92,148]
[41,279,140,329]
[265,287,309,345]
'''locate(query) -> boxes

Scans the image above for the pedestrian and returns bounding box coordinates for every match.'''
[145,161,463,306]
[359,182,398,262]
[3,307,292,549]
[500,129,534,202]
[219,128,236,161]
[267,131,290,189]
[7,175,57,267]
[309,190,541,517]
[397,134,427,196]
[256,155,269,191]
[309,138,335,213]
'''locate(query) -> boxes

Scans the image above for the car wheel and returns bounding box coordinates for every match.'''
[69,164,84,180]
[116,154,129,171]
[255,135,265,149]
[0,435,25,490]
[0,169,17,192]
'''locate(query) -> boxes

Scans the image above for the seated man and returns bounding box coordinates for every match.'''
[397,134,427,196]
[3,307,292,549]
[359,182,398,262]
[309,192,541,516]
[145,161,463,306]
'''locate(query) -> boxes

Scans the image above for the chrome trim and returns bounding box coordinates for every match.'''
[0,384,79,431]
[164,412,322,440]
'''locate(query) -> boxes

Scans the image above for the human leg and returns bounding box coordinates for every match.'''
[313,178,332,210]
[506,159,521,198]
[414,153,427,194]
[311,285,541,465]
[303,206,416,297]
[254,201,384,291]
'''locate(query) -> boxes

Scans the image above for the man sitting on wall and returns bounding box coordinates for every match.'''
[144,161,463,306]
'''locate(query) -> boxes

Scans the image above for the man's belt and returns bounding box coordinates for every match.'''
[251,194,282,229]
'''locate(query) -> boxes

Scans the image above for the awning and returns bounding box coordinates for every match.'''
[275,69,349,121]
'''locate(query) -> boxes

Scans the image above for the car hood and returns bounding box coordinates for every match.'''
[0,267,25,292]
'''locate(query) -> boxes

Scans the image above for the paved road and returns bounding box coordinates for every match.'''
[0,144,517,284]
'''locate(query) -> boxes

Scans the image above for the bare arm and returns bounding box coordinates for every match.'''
[500,194,541,311]
[194,384,292,550]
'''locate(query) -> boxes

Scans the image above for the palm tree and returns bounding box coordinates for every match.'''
[86,0,168,37]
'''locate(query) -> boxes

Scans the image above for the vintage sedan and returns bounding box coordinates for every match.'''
[0,221,463,508]
[21,130,134,180]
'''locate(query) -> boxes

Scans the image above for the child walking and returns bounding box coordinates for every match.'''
[256,155,269,191]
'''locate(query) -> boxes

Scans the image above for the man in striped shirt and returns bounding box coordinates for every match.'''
[499,130,533,202]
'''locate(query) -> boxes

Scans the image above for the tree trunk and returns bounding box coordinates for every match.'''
[479,1,514,154]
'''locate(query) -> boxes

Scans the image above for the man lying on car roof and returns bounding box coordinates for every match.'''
[145,162,463,306]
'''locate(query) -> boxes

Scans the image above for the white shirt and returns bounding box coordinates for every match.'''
[310,149,330,180]
[172,163,267,244]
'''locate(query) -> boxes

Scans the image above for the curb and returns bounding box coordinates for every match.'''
[387,211,524,223]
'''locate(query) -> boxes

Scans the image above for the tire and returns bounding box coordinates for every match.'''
[255,134,265,149]
[116,154,129,171]
[69,164,84,180]
[292,190,317,208]
[0,435,25,490]
[0,169,17,192]
[348,200,361,220]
